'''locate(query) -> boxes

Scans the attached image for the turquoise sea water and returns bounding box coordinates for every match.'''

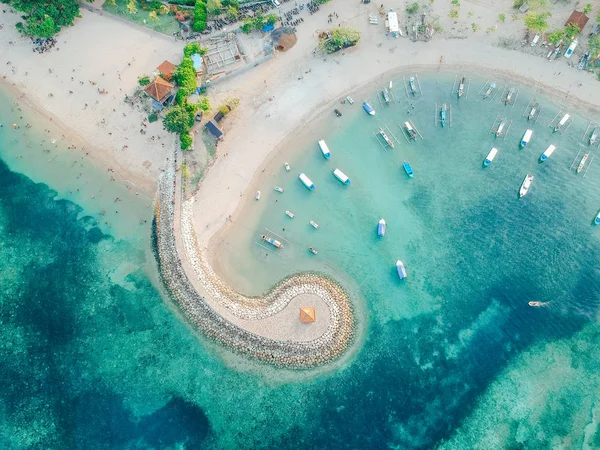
[2,74,600,449]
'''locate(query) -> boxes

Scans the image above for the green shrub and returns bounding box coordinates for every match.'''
[564,23,580,39]
[319,27,360,53]
[547,29,565,44]
[513,0,525,8]
[583,3,592,15]
[197,96,211,112]
[163,105,195,134]
[472,22,480,32]
[180,133,193,150]
[449,8,459,18]
[406,2,419,14]
[498,13,506,22]
[148,112,159,123]
[138,75,150,86]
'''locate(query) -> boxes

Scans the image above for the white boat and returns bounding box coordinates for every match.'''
[528,103,538,121]
[274,186,284,193]
[404,121,417,140]
[346,96,354,104]
[521,129,533,147]
[531,34,540,47]
[505,88,515,105]
[379,128,395,148]
[318,139,331,159]
[590,126,600,146]
[298,173,316,191]
[540,144,556,162]
[555,113,570,132]
[519,173,534,198]
[255,190,261,200]
[483,147,498,167]
[382,88,390,104]
[363,102,376,116]
[577,153,589,173]
[308,246,318,255]
[377,218,386,237]
[495,118,506,137]
[564,39,578,58]
[457,76,465,98]
[285,210,295,218]
[595,211,600,225]
[284,162,290,172]
[262,235,283,249]
[332,168,351,185]
[484,82,496,98]
[310,220,319,229]
[389,80,393,89]
[396,260,407,280]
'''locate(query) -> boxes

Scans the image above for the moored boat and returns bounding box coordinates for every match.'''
[255,190,261,200]
[484,82,496,98]
[457,76,465,98]
[318,139,331,159]
[363,101,376,116]
[274,186,284,193]
[408,76,416,95]
[396,260,407,280]
[285,210,295,218]
[540,144,556,162]
[262,235,283,249]
[528,103,538,120]
[332,168,351,185]
[590,126,600,146]
[346,96,354,104]
[402,161,414,178]
[310,220,319,229]
[521,129,533,147]
[404,121,416,140]
[519,173,534,198]
[595,211,600,225]
[379,128,395,148]
[505,87,515,105]
[284,162,290,172]
[495,118,506,137]
[298,173,316,191]
[555,113,569,132]
[377,218,386,237]
[389,80,393,89]
[334,108,342,117]
[382,88,390,104]
[308,246,318,255]
[483,147,498,167]
[440,104,447,128]
[577,153,589,173]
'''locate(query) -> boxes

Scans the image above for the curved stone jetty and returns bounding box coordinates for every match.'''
[154,152,355,368]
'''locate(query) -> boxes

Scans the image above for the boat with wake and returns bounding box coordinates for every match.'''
[519,173,534,198]
[540,144,556,162]
[377,218,386,237]
[363,101,376,116]
[528,301,549,307]
[332,168,351,185]
[298,173,315,191]
[521,129,533,148]
[403,161,414,178]
[262,235,283,249]
[396,260,407,280]
[577,153,589,173]
[318,139,331,159]
[483,147,498,167]
[379,128,395,148]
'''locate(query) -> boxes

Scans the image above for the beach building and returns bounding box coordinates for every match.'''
[205,120,224,140]
[143,77,173,109]
[156,60,177,81]
[299,307,316,323]
[387,10,400,38]
[565,10,589,32]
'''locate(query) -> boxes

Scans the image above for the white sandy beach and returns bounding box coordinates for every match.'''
[2,0,599,357]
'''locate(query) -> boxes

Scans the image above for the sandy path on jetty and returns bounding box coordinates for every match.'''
[0,8,181,194]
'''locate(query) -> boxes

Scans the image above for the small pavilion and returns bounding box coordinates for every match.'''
[157,60,177,81]
[299,307,316,323]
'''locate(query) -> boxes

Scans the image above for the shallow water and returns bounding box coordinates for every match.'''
[2,74,600,449]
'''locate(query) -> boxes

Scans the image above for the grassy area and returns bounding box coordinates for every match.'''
[102,0,181,35]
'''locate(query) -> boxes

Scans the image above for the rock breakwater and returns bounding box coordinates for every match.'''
[154,151,355,368]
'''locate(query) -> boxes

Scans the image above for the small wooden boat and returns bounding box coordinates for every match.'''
[332,168,351,185]
[440,104,447,128]
[483,147,498,167]
[377,218,386,237]
[274,186,284,193]
[519,173,534,198]
[310,220,319,229]
[484,82,496,98]
[396,260,407,280]
[408,76,417,95]
[389,80,393,89]
[577,153,589,173]
[346,96,354,104]
[457,76,465,98]
[528,103,539,121]
[402,161,414,178]
[298,173,316,191]
[255,191,261,200]
[404,121,417,140]
[308,246,318,255]
[540,144,556,162]
[262,235,283,249]
[521,129,533,148]
[318,139,331,159]
[554,113,570,132]
[495,118,507,137]
[505,87,516,105]
[285,210,295,218]
[589,126,599,146]
[379,128,394,148]
[363,101,376,116]
[528,301,545,307]
[284,162,291,172]
[382,88,390,104]
[334,108,342,117]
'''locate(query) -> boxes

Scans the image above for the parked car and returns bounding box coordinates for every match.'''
[195,111,203,122]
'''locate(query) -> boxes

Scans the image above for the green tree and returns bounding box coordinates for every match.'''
[226,5,238,20]
[265,13,278,25]
[138,75,151,86]
[523,11,550,34]
[184,42,201,57]
[173,57,197,91]
[163,105,195,134]
[320,27,360,53]
[197,97,211,112]
[546,28,565,44]
[498,13,506,23]
[127,0,137,14]
[193,0,207,31]
[564,23,580,39]
[180,133,193,150]
[406,2,419,14]
[206,0,222,15]
[27,14,56,37]
[583,3,592,15]
[449,8,459,19]
[9,0,82,37]
[148,10,159,21]
[589,35,600,58]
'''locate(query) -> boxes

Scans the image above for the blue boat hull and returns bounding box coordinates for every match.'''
[521,141,527,148]
[363,102,375,116]
[377,224,385,237]
[483,159,492,167]
[403,162,414,178]
[595,216,600,225]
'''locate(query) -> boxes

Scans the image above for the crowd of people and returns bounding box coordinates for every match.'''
[32,37,57,54]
